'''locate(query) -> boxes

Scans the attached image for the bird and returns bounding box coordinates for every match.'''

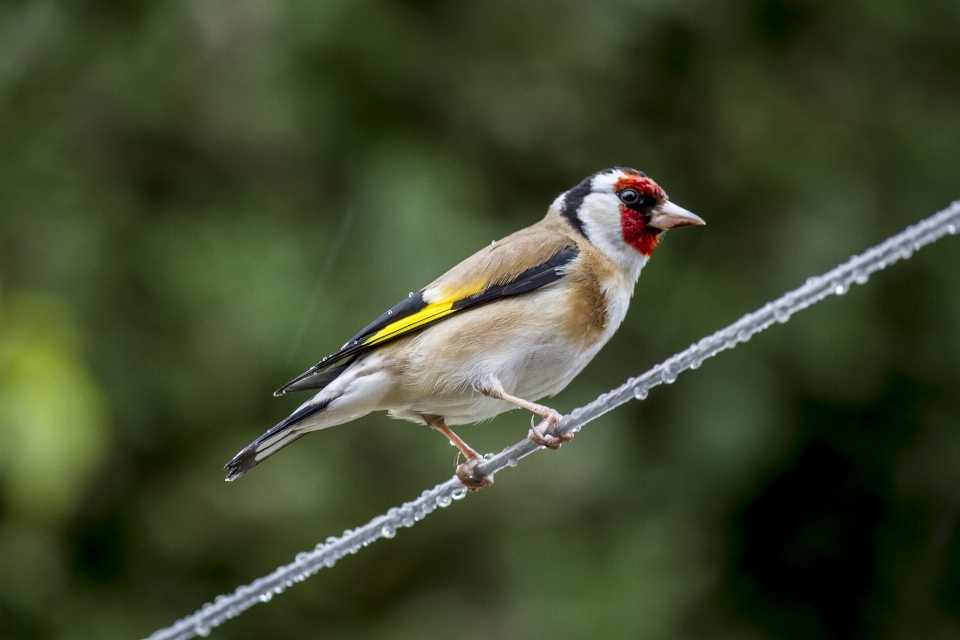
[224,167,704,489]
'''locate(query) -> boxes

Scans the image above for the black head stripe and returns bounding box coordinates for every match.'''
[561,175,593,237]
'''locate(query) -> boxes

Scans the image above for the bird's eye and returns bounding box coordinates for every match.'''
[618,188,640,205]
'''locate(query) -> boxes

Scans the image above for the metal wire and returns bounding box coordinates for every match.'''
[145,200,960,640]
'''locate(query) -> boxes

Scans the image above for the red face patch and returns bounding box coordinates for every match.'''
[615,173,666,257]
[621,211,661,256]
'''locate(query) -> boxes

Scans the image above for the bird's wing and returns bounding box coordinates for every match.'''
[274,227,579,396]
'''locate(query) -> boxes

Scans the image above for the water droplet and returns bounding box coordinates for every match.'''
[422,501,435,514]
[724,336,738,350]
[451,488,467,500]
[853,269,869,285]
[324,558,336,568]
[195,625,211,637]
[259,592,273,603]
[437,494,452,507]
[689,358,701,370]
[899,246,914,260]
[408,292,414,297]
[834,282,848,295]
[634,387,648,400]
[314,543,326,553]
[507,458,519,467]
[775,308,791,324]
[380,524,396,539]
[386,310,392,315]
[737,329,751,342]
[295,552,309,563]
[662,370,677,384]
[401,516,415,527]
[273,585,285,595]
[948,223,958,235]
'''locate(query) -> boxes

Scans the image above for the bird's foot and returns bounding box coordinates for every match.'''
[527,409,570,449]
[455,455,494,491]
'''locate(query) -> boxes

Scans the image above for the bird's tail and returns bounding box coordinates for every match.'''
[224,398,331,481]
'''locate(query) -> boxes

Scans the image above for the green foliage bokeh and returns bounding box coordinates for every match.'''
[1,0,959,638]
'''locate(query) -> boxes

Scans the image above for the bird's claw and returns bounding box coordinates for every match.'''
[527,410,570,449]
[455,456,494,491]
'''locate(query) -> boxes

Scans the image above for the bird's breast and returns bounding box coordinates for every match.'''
[379,265,638,424]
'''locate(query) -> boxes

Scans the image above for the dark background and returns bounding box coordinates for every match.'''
[2,0,960,638]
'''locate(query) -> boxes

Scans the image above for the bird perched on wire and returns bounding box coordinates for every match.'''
[225,167,704,489]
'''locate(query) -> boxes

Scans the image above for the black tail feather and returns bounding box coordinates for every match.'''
[224,399,331,480]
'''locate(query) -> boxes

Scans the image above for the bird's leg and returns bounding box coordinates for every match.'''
[475,377,571,450]
[422,414,493,491]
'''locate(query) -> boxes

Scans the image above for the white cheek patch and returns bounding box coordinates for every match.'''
[577,192,648,281]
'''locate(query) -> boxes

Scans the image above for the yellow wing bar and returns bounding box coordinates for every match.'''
[361,300,458,346]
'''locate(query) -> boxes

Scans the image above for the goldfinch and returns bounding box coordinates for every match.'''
[225,167,703,489]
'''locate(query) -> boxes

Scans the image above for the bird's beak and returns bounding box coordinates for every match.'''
[648,201,705,230]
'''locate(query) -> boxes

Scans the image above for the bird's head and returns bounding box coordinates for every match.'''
[555,167,704,262]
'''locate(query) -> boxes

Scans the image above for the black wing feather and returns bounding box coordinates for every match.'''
[274,244,580,396]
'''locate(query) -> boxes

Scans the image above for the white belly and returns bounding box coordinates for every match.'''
[379,276,635,425]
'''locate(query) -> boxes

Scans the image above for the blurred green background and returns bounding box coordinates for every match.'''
[2,0,960,638]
